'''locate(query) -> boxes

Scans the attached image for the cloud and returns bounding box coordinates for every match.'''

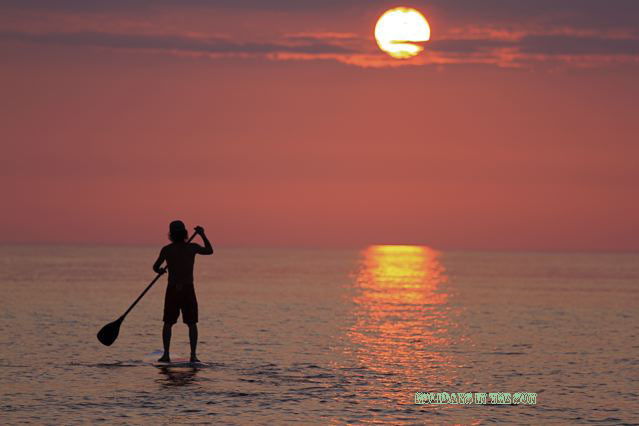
[429,33,639,57]
[2,26,639,69]
[519,34,639,56]
[0,29,356,55]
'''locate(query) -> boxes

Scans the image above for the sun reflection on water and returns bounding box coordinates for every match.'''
[358,245,447,305]
[347,245,457,402]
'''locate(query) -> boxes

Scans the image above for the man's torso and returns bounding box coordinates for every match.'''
[162,242,198,285]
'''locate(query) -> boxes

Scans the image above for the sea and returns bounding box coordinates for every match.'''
[0,245,637,424]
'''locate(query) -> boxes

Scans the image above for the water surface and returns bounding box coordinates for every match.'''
[0,245,637,423]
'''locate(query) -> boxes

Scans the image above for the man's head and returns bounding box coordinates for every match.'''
[169,220,188,243]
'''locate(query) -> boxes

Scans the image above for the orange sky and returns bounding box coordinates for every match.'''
[1,1,638,250]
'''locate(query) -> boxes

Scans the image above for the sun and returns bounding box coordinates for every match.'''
[374,7,431,59]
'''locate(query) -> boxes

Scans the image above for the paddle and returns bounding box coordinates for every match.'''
[97,231,198,346]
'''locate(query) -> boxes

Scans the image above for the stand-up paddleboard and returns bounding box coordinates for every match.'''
[152,358,206,368]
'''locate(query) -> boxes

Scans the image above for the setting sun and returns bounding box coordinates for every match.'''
[374,7,431,58]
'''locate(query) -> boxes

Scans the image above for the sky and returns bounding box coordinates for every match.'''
[1,0,638,250]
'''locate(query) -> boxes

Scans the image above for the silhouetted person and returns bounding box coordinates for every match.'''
[153,220,213,363]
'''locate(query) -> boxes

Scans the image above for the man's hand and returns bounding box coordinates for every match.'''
[194,225,213,255]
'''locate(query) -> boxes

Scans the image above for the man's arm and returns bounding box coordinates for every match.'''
[153,248,167,274]
[194,226,214,255]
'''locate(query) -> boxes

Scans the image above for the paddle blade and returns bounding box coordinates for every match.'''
[97,317,123,346]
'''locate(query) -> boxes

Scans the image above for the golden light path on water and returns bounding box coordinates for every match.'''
[346,245,459,409]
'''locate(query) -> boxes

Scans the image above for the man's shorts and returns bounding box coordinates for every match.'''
[163,283,198,324]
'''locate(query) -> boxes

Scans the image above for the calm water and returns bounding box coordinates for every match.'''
[0,245,638,424]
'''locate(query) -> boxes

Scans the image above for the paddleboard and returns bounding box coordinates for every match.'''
[152,358,205,368]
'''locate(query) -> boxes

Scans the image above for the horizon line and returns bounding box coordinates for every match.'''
[1,241,637,255]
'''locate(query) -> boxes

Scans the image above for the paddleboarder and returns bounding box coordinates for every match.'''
[153,220,213,363]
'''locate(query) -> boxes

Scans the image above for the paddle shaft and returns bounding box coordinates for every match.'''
[121,232,198,319]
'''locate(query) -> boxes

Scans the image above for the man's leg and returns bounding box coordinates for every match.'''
[184,285,199,362]
[188,323,199,362]
[158,322,172,362]
[161,283,179,362]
